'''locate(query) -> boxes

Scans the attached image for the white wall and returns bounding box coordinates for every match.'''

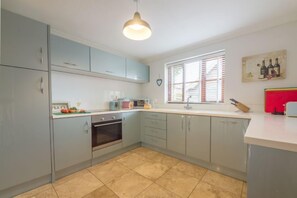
[142,21,297,112]
[51,72,142,111]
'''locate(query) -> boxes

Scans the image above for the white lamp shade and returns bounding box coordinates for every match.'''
[123,12,152,40]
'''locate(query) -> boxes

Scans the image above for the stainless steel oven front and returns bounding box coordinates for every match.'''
[91,113,122,150]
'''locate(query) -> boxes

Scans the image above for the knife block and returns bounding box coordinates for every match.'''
[235,102,250,113]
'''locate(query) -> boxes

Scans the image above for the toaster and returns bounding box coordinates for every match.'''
[286,102,297,117]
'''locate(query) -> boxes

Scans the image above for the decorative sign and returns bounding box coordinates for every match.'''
[242,50,286,82]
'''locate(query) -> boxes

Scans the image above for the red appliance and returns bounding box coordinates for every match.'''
[265,88,297,113]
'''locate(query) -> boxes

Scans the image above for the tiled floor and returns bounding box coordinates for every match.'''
[16,147,247,198]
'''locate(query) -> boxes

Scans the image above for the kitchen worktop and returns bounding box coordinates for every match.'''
[52,108,297,153]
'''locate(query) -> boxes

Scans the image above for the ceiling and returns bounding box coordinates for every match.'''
[2,0,297,62]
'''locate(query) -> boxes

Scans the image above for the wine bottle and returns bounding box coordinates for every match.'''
[274,58,281,77]
[260,60,267,78]
[267,59,275,77]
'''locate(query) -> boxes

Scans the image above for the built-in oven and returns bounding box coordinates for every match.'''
[91,113,122,151]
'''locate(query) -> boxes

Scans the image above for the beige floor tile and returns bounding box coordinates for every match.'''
[15,184,57,198]
[151,153,180,168]
[172,161,207,180]
[133,147,160,159]
[136,183,181,198]
[110,150,135,161]
[202,171,243,196]
[156,169,199,198]
[117,153,152,169]
[189,182,239,198]
[83,185,118,198]
[106,171,153,198]
[242,183,247,198]
[88,160,131,184]
[53,170,103,198]
[134,161,169,180]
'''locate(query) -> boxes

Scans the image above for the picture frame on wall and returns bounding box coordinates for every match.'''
[242,49,286,82]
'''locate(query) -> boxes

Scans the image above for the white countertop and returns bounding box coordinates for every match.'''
[52,108,297,153]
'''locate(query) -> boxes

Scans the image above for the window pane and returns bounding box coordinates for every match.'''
[185,82,201,102]
[206,59,218,80]
[172,66,183,84]
[171,84,183,102]
[205,80,218,102]
[185,61,200,82]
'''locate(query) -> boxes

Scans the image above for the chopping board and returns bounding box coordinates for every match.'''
[265,88,297,113]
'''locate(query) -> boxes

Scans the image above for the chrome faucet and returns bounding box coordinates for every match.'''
[184,96,192,110]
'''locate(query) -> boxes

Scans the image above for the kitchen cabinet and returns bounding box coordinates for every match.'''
[0,66,51,191]
[211,117,249,173]
[53,116,92,171]
[186,115,210,162]
[1,9,48,71]
[50,34,90,71]
[122,111,140,147]
[167,114,186,154]
[91,48,126,77]
[141,112,167,149]
[126,58,149,82]
[167,114,211,159]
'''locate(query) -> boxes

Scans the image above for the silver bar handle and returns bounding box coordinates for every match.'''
[40,47,44,64]
[84,121,90,133]
[64,62,77,66]
[93,121,122,127]
[40,77,44,94]
[105,70,113,73]
[181,115,184,131]
[188,116,191,132]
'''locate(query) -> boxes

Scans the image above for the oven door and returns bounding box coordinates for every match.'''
[92,119,122,150]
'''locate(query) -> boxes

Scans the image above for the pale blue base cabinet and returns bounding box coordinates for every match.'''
[122,112,140,147]
[167,114,210,162]
[0,66,51,197]
[211,117,249,175]
[247,145,297,198]
[53,117,92,176]
[186,115,210,162]
[141,112,167,149]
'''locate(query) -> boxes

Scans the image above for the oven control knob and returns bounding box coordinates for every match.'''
[101,117,105,121]
[112,116,116,119]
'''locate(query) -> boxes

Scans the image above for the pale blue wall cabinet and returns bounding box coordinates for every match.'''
[1,9,48,71]
[50,35,90,71]
[126,58,149,82]
[91,48,126,77]
[122,112,140,147]
[0,66,51,191]
[167,114,186,155]
[211,117,249,173]
[53,116,92,171]
[186,116,210,162]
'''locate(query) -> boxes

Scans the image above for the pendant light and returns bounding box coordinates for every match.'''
[123,0,152,40]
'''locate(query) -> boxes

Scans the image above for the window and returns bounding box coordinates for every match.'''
[167,51,225,103]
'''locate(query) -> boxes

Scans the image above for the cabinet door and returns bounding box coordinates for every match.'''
[54,116,92,171]
[50,35,90,71]
[167,114,186,154]
[91,48,125,77]
[186,116,210,162]
[211,117,249,172]
[1,10,48,71]
[126,58,149,82]
[0,66,51,191]
[123,112,140,147]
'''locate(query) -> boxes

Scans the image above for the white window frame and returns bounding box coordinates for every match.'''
[165,50,225,104]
